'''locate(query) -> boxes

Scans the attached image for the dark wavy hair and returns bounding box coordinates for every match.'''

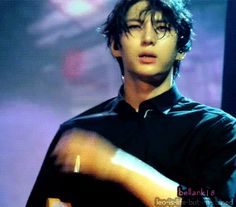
[100,0,194,78]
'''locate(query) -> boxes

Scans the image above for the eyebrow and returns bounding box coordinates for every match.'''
[127,18,166,24]
[127,18,142,23]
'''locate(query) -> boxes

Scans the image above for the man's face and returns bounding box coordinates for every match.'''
[112,0,184,83]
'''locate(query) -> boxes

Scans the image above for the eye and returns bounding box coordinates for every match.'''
[155,24,171,33]
[128,24,142,30]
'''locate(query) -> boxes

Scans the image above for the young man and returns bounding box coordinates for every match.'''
[27,0,236,206]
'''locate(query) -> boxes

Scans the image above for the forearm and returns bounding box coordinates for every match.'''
[110,149,181,207]
[54,130,182,206]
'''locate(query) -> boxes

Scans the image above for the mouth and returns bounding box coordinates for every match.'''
[138,52,157,64]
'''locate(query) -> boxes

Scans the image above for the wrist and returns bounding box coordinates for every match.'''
[110,148,178,192]
[108,149,131,183]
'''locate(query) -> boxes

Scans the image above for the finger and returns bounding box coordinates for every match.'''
[60,153,78,172]
[51,139,67,157]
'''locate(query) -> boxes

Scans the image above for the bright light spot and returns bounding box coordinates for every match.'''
[50,0,98,17]
[64,0,94,16]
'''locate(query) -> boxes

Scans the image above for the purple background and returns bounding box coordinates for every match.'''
[0,0,227,206]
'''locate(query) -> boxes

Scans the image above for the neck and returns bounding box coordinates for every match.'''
[123,73,174,111]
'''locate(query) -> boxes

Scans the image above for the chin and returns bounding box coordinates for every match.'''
[138,69,172,86]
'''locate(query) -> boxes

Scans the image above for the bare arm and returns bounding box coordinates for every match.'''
[53,129,181,207]
[109,148,181,206]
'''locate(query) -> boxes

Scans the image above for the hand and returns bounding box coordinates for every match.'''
[52,129,117,180]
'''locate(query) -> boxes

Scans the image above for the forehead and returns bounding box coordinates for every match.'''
[126,0,163,21]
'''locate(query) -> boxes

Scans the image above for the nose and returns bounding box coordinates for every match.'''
[141,21,157,46]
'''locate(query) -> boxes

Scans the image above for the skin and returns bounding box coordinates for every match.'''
[52,1,185,206]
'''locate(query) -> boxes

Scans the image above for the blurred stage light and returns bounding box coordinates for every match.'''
[63,50,85,81]
[50,0,107,17]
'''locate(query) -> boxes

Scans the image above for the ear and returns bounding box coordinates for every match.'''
[176,52,186,61]
[111,41,122,58]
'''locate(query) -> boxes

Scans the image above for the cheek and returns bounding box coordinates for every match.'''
[121,51,135,67]
[120,35,139,51]
[120,44,137,62]
[159,41,178,60]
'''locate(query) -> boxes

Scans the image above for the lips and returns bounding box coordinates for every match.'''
[138,52,157,64]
